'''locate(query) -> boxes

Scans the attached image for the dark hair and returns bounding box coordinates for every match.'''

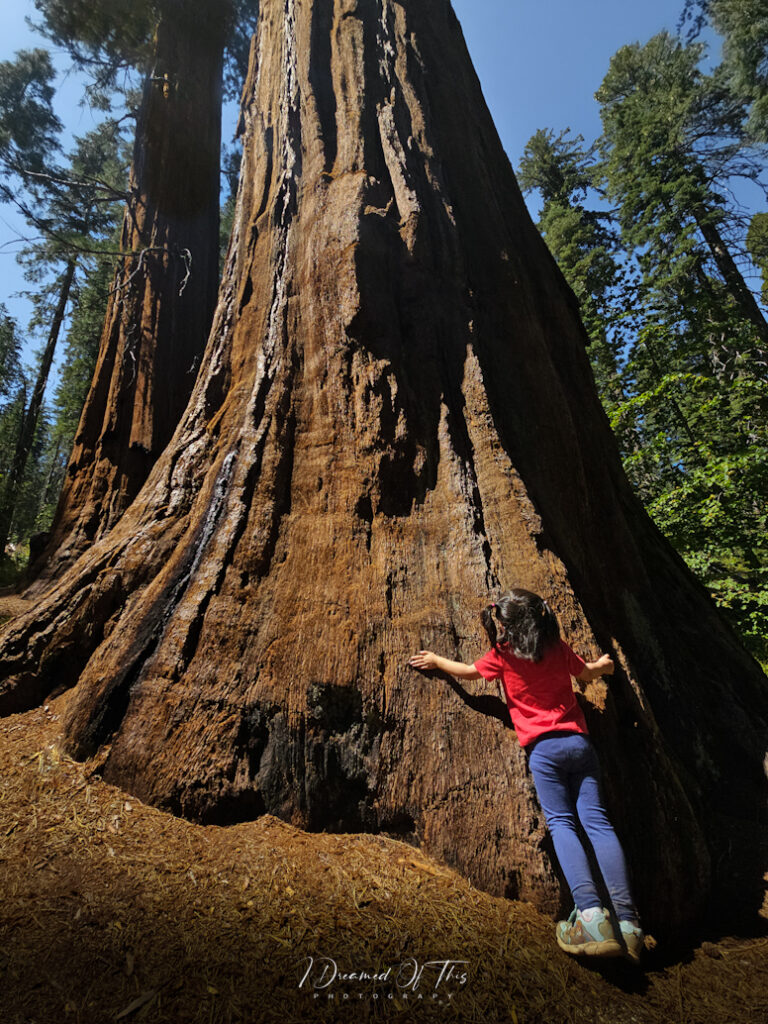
[480,589,560,662]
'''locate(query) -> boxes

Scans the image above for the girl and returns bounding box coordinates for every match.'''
[409,588,644,963]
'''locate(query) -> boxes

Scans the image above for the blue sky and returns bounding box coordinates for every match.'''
[0,0,719,371]
[452,0,686,168]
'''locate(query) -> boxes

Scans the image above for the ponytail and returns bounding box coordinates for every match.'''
[481,603,499,648]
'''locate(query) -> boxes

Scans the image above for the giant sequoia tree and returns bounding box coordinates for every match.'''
[24,0,232,587]
[1,0,766,945]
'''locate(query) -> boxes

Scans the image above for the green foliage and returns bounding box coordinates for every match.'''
[710,0,768,142]
[0,306,24,405]
[518,128,595,205]
[32,0,260,105]
[746,211,768,305]
[31,0,155,104]
[0,543,27,587]
[614,351,768,660]
[6,400,54,542]
[14,123,128,302]
[596,32,762,320]
[1,47,128,267]
[53,261,112,441]
[0,49,61,175]
[681,0,768,139]
[518,128,642,449]
[33,0,156,63]
[518,130,630,385]
[0,310,27,510]
[0,258,110,555]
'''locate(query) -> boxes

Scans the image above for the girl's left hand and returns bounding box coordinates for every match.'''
[596,654,615,675]
[409,650,438,671]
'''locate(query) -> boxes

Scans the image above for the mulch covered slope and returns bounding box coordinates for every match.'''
[1,692,767,1024]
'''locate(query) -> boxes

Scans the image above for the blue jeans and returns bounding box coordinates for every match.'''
[527,731,638,922]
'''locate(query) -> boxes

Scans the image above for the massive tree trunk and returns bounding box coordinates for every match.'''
[24,0,228,590]
[1,0,766,945]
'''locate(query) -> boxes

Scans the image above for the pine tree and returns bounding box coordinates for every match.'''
[0,97,126,562]
[746,211,768,306]
[0,50,65,561]
[597,31,768,347]
[0,309,51,577]
[517,128,631,410]
[0,307,23,408]
[33,249,118,533]
[0,309,26,560]
[682,0,768,142]
[0,48,61,181]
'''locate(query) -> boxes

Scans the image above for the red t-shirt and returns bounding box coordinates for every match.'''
[473,639,588,748]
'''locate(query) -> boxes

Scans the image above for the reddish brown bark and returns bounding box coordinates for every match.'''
[25,0,227,590]
[1,0,766,945]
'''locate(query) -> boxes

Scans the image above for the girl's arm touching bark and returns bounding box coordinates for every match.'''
[409,650,483,680]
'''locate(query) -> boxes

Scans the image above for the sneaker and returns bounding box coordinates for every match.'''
[556,906,622,958]
[619,920,644,964]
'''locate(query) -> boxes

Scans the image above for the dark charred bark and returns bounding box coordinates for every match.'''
[24,0,228,590]
[0,258,76,557]
[1,0,766,946]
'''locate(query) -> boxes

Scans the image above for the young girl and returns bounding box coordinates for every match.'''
[409,588,644,963]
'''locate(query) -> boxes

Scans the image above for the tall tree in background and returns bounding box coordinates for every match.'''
[24,0,257,589]
[0,258,76,561]
[0,67,126,563]
[516,130,670,502]
[0,0,766,946]
[683,0,768,143]
[0,51,66,561]
[598,31,768,346]
[0,309,23,408]
[32,249,120,537]
[0,48,61,178]
[747,211,768,305]
[0,308,49,578]
[596,32,768,661]
[0,50,62,435]
[517,129,630,410]
[0,311,26,545]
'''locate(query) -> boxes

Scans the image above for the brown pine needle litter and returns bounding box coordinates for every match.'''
[0,692,767,1024]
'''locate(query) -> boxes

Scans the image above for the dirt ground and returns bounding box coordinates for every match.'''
[1,686,767,1024]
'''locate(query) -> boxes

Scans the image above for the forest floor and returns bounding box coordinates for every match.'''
[1,680,767,1023]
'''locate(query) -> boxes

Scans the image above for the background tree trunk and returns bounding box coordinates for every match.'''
[0,258,76,557]
[693,202,768,344]
[24,0,228,590]
[1,0,766,945]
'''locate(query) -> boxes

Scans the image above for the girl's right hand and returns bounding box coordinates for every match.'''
[409,650,439,671]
